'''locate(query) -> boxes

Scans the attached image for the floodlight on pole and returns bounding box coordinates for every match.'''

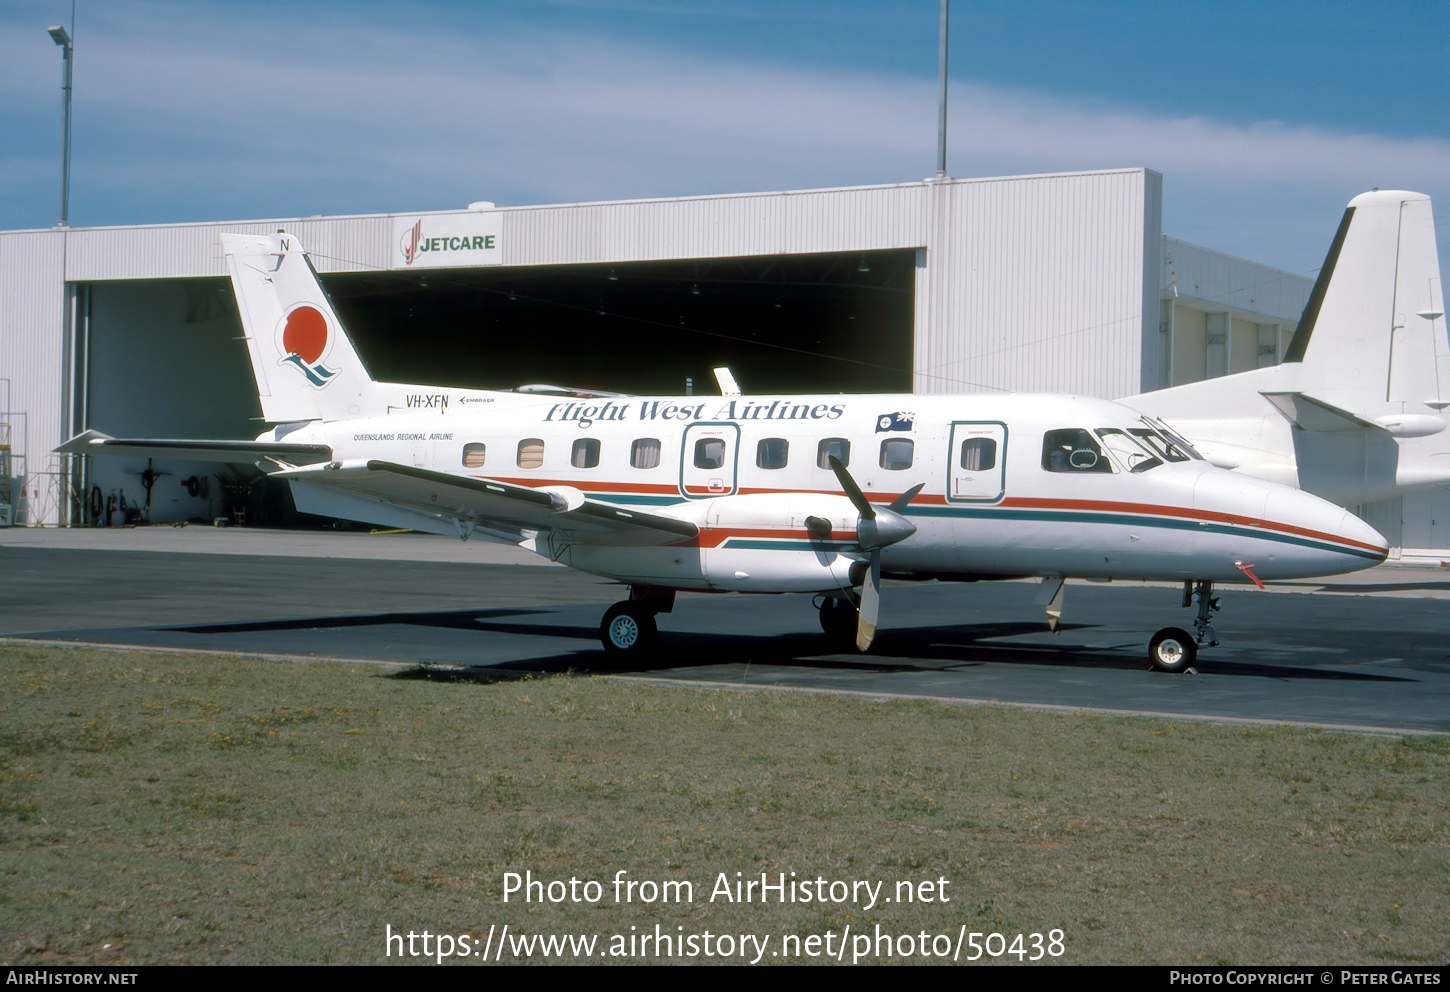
[49,23,74,228]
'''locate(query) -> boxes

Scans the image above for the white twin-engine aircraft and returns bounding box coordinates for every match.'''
[59,230,1389,673]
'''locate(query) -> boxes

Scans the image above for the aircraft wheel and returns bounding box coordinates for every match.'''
[1148,627,1196,673]
[819,596,858,646]
[600,602,657,658]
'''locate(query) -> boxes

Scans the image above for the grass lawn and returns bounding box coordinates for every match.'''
[1,644,1445,965]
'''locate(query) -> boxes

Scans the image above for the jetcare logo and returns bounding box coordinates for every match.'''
[392,212,503,270]
[276,303,337,388]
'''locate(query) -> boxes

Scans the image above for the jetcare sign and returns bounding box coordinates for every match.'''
[391,212,503,269]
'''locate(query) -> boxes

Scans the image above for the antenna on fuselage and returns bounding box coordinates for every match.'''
[713,367,741,396]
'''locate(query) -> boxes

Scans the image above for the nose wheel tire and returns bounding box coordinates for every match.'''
[600,602,658,658]
[1148,627,1196,673]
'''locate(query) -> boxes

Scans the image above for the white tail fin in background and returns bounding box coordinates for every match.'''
[1125,190,1450,505]
[1283,189,1446,413]
[223,232,379,423]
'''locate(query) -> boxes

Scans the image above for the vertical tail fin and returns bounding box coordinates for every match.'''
[223,231,377,423]
[1285,190,1446,413]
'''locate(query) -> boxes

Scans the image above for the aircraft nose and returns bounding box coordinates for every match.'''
[1264,486,1389,567]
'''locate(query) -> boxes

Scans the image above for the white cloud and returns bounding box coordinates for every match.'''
[1,4,1446,276]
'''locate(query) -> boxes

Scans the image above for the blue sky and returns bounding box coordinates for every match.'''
[2,0,1447,276]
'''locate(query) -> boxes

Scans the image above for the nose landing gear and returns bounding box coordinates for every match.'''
[1148,580,1218,673]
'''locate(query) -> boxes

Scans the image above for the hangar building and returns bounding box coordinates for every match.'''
[0,166,1422,553]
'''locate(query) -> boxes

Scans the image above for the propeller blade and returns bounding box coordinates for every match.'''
[828,455,874,520]
[856,550,881,651]
[888,483,925,514]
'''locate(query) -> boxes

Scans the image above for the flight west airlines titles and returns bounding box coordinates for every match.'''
[543,400,847,427]
[58,218,1407,674]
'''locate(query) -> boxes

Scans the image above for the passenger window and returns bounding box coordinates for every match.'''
[461,443,486,469]
[1096,429,1162,473]
[817,438,850,469]
[631,438,661,469]
[1041,429,1111,473]
[571,438,600,469]
[960,438,996,471]
[880,438,914,471]
[516,438,545,469]
[757,438,788,470]
[694,438,726,470]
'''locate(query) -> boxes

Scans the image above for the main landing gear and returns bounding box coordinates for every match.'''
[599,587,675,660]
[816,595,859,648]
[1148,580,1219,674]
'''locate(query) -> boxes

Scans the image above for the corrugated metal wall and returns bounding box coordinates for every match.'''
[62,216,392,281]
[0,229,66,523]
[1164,237,1312,323]
[913,169,1155,397]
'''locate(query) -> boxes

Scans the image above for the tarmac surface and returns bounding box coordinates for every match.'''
[4,525,1450,735]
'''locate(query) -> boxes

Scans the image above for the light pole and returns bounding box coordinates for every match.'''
[48,24,73,228]
[935,0,950,178]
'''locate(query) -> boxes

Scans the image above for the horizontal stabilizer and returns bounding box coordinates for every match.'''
[1260,393,1377,433]
[56,429,333,464]
[1261,393,1448,438]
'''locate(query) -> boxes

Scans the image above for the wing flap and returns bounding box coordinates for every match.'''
[280,459,697,545]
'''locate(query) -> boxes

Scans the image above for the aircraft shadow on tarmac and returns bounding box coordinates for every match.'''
[157,607,1416,683]
[173,608,551,635]
[196,607,1420,684]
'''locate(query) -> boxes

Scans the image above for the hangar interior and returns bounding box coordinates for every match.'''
[327,249,916,396]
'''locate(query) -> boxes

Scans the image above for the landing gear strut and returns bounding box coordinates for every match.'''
[599,587,674,660]
[1186,579,1220,647]
[1148,580,1218,673]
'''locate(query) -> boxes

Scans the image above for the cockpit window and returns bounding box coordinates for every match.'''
[1129,427,1192,462]
[1042,429,1112,473]
[1096,429,1163,473]
[1140,418,1203,460]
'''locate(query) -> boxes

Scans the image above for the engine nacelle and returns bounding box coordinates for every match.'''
[692,492,863,592]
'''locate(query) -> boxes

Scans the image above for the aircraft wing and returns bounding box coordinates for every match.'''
[275,459,699,547]
[56,429,334,465]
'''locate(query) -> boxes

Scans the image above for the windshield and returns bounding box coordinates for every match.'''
[1137,418,1203,460]
[1095,429,1163,473]
[1129,427,1191,463]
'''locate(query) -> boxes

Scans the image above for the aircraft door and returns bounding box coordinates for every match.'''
[947,422,1007,502]
[680,423,740,498]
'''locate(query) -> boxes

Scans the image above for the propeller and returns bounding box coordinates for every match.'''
[827,456,922,651]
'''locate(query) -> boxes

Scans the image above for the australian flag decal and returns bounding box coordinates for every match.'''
[875,411,916,433]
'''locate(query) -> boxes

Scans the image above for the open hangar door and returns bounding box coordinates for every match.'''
[73,249,915,526]
[324,249,917,396]
[78,277,314,527]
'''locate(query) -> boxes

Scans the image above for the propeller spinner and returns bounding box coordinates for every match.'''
[827,456,922,650]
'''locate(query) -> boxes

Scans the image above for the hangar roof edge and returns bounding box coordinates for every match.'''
[0,166,1158,237]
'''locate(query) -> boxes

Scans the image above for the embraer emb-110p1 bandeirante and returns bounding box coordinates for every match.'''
[58,232,1389,672]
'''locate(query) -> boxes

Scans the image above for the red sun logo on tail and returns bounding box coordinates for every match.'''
[276,304,337,387]
[283,306,328,364]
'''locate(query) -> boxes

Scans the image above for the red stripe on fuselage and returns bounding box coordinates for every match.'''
[998,496,1383,554]
[472,477,1380,556]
